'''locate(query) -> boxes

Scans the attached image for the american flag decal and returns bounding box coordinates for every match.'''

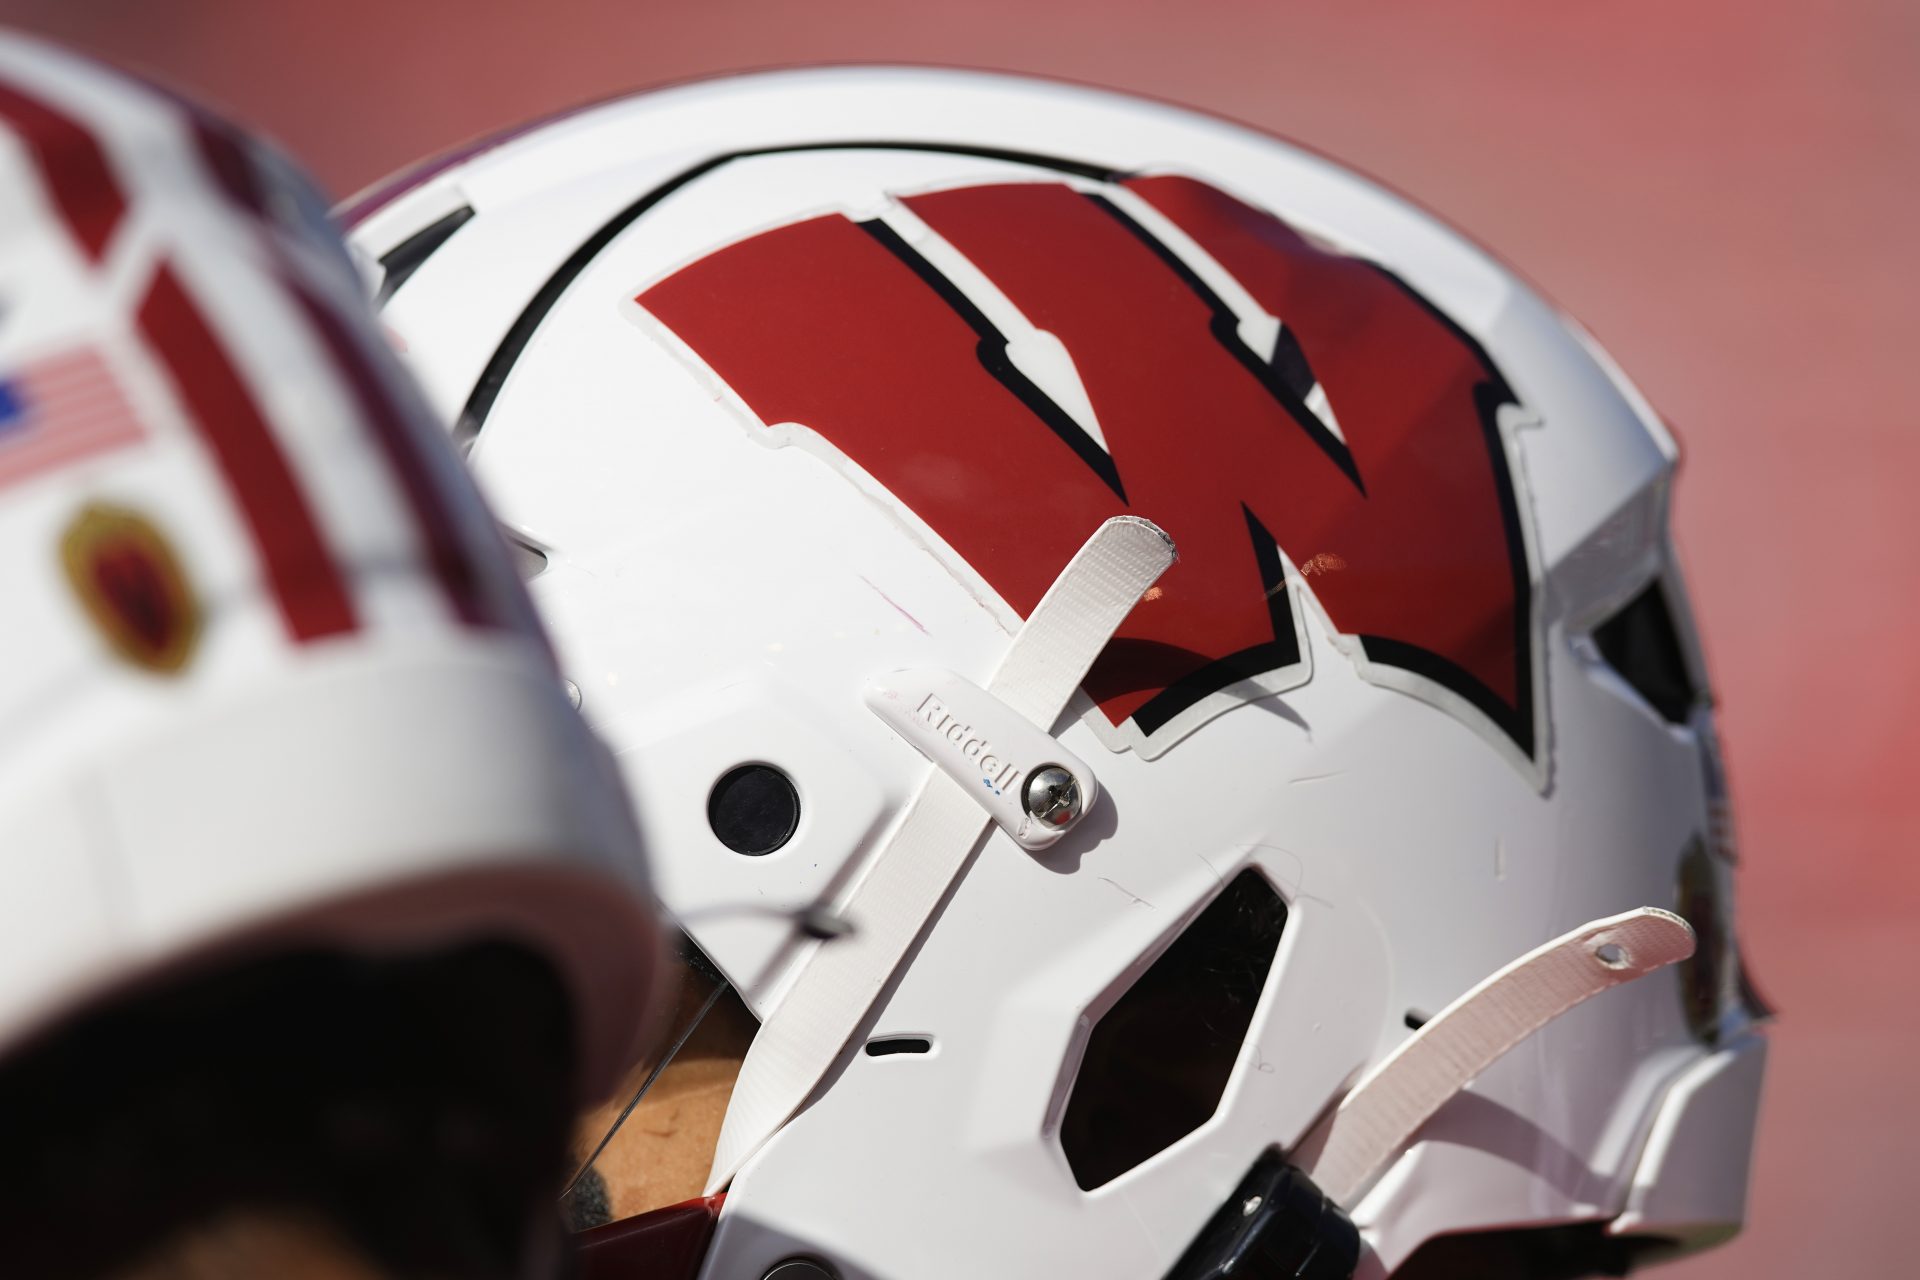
[0,347,145,492]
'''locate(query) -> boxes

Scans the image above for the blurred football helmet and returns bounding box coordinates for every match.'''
[0,25,661,1190]
[351,68,1766,1279]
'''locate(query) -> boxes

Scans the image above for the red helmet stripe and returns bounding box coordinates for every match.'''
[137,263,357,641]
[0,79,126,263]
[185,111,530,638]
[186,113,268,218]
[284,273,530,634]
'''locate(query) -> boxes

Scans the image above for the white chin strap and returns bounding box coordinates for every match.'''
[707,516,1176,1191]
[1303,906,1697,1211]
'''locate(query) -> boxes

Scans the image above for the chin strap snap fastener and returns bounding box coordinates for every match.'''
[865,668,1098,851]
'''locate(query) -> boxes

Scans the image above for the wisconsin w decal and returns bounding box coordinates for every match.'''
[639,173,1539,767]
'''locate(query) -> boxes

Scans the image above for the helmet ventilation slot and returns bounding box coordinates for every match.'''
[864,1036,933,1058]
[1591,579,1697,724]
[707,764,800,856]
[1060,869,1288,1190]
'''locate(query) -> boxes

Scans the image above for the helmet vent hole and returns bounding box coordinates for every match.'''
[376,203,475,305]
[1060,869,1288,1191]
[864,1035,933,1057]
[1676,835,1732,1043]
[762,1261,838,1280]
[502,530,549,581]
[1591,579,1698,723]
[707,765,800,856]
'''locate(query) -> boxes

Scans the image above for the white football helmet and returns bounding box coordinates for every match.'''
[0,32,662,1110]
[351,68,1767,1280]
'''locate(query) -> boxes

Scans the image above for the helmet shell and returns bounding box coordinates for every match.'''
[0,34,661,1102]
[353,67,1763,1277]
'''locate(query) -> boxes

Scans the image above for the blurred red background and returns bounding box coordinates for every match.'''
[6,1,1906,1272]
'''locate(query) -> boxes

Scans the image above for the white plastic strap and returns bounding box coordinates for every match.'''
[865,668,1100,851]
[706,516,1175,1191]
[1305,907,1696,1210]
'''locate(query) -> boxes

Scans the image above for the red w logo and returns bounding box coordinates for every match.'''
[639,173,1536,762]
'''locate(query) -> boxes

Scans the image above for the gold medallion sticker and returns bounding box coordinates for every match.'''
[61,504,200,674]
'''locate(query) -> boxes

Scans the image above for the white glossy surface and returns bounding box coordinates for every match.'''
[0,36,658,1100]
[352,67,1761,1279]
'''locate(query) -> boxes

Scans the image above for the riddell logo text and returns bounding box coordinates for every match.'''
[918,692,1020,794]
